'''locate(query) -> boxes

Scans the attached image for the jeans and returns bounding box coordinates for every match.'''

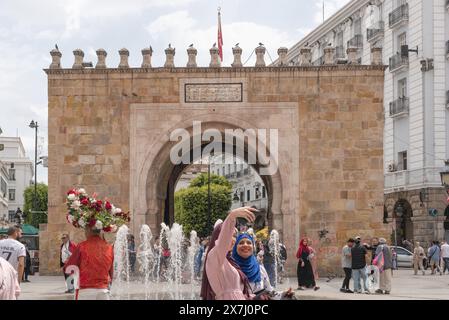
[352,267,367,292]
[342,268,352,290]
[443,258,449,273]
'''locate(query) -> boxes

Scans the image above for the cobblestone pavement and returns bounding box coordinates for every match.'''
[17,269,449,300]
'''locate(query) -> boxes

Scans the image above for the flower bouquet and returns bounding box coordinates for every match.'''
[66,187,130,232]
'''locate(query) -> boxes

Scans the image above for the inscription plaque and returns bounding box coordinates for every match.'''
[185,83,243,103]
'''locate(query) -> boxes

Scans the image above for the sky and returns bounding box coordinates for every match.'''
[0,0,350,184]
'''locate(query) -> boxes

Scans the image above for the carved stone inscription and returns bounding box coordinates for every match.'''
[185,83,243,103]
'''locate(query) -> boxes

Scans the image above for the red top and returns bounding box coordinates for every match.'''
[64,235,114,289]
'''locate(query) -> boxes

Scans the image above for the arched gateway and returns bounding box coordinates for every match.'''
[40,46,389,276]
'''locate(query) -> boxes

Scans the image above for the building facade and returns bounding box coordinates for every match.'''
[210,154,268,229]
[0,160,9,222]
[0,137,34,221]
[279,0,449,245]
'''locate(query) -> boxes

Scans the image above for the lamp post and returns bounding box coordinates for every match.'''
[29,120,38,215]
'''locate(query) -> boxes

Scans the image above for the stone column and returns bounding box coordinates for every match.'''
[209,46,221,68]
[72,49,84,69]
[141,47,153,68]
[371,46,383,66]
[324,46,336,65]
[231,45,243,67]
[164,46,175,68]
[49,49,62,69]
[299,47,312,66]
[255,45,266,67]
[118,48,129,68]
[277,47,288,66]
[186,46,197,68]
[347,47,359,64]
[95,48,107,69]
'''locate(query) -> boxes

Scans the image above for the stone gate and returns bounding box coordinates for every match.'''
[40,45,389,275]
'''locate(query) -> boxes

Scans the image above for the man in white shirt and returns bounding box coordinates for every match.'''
[0,225,26,284]
[441,240,449,275]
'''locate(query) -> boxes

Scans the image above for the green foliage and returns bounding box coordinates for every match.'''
[189,173,232,189]
[175,177,232,237]
[23,183,48,228]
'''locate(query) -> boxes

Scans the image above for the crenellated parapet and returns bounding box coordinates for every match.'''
[47,44,385,70]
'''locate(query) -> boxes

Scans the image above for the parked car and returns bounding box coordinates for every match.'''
[390,246,413,268]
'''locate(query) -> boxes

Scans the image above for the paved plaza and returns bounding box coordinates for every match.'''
[18,269,449,300]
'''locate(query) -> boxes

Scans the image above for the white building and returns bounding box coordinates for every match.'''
[210,154,268,229]
[278,0,449,244]
[0,137,33,221]
[0,160,9,221]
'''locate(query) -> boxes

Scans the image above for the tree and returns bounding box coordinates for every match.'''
[23,183,48,228]
[175,173,232,237]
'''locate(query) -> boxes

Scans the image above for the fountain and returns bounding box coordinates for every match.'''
[269,229,280,288]
[187,230,200,299]
[137,224,154,300]
[167,223,184,300]
[112,225,131,299]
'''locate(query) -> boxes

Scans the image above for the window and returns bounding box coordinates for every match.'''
[354,18,362,35]
[262,186,266,198]
[398,78,407,98]
[398,32,407,49]
[217,169,220,176]
[8,169,15,181]
[255,188,260,199]
[0,178,6,197]
[227,164,230,175]
[397,0,407,7]
[337,31,344,47]
[240,191,244,203]
[398,151,407,171]
[247,190,251,201]
[8,189,15,201]
[8,211,15,222]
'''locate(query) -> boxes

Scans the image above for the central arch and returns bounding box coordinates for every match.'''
[133,114,286,238]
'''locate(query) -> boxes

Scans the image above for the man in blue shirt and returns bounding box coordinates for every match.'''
[428,241,442,275]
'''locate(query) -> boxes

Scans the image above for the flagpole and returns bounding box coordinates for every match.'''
[217,7,223,62]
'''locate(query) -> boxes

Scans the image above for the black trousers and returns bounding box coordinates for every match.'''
[342,268,352,289]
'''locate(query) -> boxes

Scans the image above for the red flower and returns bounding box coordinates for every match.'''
[81,198,90,206]
[105,201,112,210]
[89,219,96,227]
[67,189,76,195]
[103,226,112,232]
[96,200,103,206]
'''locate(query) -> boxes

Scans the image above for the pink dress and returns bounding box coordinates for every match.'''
[205,214,247,300]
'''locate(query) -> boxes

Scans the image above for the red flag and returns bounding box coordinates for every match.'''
[217,8,223,61]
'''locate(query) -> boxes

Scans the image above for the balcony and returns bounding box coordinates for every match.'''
[336,45,345,59]
[389,97,409,118]
[367,21,385,42]
[389,53,408,72]
[389,3,408,28]
[347,34,363,48]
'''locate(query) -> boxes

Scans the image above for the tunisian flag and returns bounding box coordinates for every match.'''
[217,9,223,61]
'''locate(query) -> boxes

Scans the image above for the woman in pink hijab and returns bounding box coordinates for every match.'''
[0,256,21,300]
[200,206,257,300]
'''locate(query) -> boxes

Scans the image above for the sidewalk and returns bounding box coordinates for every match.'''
[17,269,449,300]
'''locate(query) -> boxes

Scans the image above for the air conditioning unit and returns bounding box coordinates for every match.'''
[387,162,396,172]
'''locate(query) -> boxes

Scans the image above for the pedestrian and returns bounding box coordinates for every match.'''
[278,242,287,284]
[413,241,425,275]
[21,241,31,283]
[307,238,319,282]
[351,236,369,294]
[441,240,449,275]
[402,239,413,252]
[60,234,77,293]
[373,238,392,294]
[428,241,442,275]
[364,237,379,264]
[0,257,21,300]
[0,225,26,284]
[262,239,276,288]
[296,238,320,291]
[63,226,114,300]
[340,238,354,293]
[200,206,257,300]
[127,234,136,274]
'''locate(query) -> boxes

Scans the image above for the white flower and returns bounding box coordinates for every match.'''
[78,218,86,228]
[113,208,122,215]
[95,220,103,230]
[78,188,86,195]
[70,200,81,210]
[67,194,76,201]
[67,215,73,224]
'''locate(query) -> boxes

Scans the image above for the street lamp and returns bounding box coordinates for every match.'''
[29,120,38,215]
[439,160,449,193]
